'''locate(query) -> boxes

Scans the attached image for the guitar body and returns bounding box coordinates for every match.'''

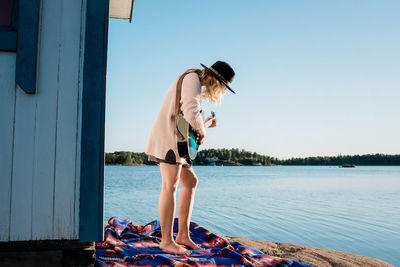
[176,113,201,160]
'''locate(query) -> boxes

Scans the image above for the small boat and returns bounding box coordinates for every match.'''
[341,164,356,168]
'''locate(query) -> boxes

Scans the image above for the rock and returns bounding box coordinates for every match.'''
[224,236,393,267]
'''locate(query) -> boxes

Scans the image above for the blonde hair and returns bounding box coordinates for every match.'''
[186,68,226,105]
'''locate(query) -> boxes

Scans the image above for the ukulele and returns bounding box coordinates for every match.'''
[176,111,215,160]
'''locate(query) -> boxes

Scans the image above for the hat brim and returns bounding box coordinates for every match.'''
[200,63,236,94]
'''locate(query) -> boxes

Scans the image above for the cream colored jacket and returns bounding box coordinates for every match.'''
[145,72,206,164]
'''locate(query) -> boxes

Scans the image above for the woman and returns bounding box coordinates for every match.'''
[145,61,236,256]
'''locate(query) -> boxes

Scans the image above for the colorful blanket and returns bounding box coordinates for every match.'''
[95,217,311,267]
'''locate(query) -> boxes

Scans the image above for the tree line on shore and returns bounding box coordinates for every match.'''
[105,149,400,166]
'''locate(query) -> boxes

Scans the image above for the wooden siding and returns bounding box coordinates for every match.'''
[0,52,16,241]
[0,0,85,241]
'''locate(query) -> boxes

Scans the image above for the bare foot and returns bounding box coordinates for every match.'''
[176,236,204,250]
[159,241,192,256]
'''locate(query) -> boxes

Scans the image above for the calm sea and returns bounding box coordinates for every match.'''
[104,165,400,266]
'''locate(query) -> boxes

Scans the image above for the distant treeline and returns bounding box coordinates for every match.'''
[279,154,400,166]
[105,149,400,166]
[195,148,276,166]
[106,152,152,165]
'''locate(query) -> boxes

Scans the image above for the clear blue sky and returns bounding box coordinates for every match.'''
[105,1,400,158]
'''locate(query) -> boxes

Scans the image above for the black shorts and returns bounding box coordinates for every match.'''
[147,154,192,169]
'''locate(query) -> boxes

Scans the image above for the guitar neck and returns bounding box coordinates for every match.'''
[203,111,215,129]
[204,119,213,128]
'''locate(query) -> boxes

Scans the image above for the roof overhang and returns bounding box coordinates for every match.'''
[109,0,134,23]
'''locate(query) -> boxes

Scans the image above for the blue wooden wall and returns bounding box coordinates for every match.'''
[79,0,110,242]
[0,0,110,242]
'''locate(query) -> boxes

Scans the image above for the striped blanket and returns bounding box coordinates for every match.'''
[95,217,311,266]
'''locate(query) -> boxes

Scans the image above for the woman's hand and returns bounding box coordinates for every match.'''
[197,128,206,145]
[205,116,217,128]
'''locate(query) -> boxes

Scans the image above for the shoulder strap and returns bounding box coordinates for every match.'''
[174,70,198,140]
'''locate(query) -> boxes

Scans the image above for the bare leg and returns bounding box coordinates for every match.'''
[176,167,203,250]
[158,163,191,256]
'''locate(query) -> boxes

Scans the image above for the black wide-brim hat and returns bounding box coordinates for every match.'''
[200,61,236,94]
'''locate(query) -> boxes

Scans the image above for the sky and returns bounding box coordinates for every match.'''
[105,1,400,158]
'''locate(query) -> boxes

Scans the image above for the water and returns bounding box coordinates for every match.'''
[104,165,400,266]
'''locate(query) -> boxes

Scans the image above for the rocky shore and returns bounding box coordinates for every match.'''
[101,222,393,266]
[225,236,393,267]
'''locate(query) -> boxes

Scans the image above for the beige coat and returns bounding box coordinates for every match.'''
[145,72,206,164]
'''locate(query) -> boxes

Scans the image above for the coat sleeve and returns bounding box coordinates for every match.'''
[180,73,206,134]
